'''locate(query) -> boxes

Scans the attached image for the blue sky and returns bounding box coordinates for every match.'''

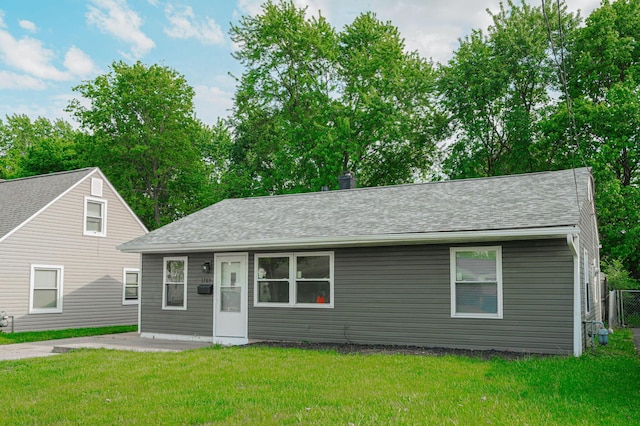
[0,0,599,127]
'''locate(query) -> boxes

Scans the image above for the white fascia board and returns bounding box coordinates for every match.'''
[118,226,580,254]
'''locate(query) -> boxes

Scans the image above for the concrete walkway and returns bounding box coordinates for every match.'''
[0,332,212,361]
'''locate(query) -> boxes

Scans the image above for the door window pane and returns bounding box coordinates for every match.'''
[221,287,241,312]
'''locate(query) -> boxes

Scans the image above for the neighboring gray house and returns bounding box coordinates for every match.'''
[0,168,148,332]
[119,168,601,356]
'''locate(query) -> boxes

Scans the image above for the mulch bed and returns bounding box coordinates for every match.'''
[246,340,549,360]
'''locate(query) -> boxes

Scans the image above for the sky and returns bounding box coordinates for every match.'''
[0,0,601,127]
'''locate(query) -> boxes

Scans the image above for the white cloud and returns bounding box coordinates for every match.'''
[86,0,155,59]
[0,70,46,90]
[164,5,224,45]
[236,0,263,17]
[194,82,235,124]
[18,19,37,33]
[0,23,71,81]
[64,46,100,77]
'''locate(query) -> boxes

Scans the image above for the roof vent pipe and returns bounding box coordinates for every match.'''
[338,171,357,190]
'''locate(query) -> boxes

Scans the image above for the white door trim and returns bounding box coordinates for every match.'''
[213,252,249,345]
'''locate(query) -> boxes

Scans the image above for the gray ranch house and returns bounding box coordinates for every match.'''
[119,168,601,356]
[0,168,147,332]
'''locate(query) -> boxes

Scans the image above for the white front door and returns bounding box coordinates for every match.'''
[214,253,248,343]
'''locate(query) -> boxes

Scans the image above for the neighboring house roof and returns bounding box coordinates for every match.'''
[119,168,593,253]
[0,167,147,242]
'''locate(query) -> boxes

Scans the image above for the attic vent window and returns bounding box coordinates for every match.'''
[91,178,103,197]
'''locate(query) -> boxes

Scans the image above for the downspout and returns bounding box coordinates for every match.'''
[567,234,582,356]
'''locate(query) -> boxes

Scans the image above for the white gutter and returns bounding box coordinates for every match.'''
[567,234,582,357]
[119,226,580,254]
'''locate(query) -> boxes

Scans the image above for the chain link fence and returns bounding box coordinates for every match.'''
[619,290,640,327]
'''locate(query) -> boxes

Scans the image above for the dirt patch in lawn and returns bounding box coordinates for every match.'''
[246,341,552,360]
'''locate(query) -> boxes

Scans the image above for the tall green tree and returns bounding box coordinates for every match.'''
[0,114,80,179]
[228,0,443,195]
[67,61,212,229]
[439,0,579,178]
[566,0,640,278]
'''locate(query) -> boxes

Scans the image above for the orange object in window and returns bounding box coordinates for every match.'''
[316,295,325,304]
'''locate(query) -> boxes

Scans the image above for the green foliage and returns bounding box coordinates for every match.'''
[1,331,639,424]
[603,258,640,290]
[228,0,443,195]
[566,0,640,278]
[439,0,580,178]
[0,115,81,179]
[67,61,214,229]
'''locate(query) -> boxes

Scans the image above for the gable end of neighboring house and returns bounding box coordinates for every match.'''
[0,168,148,332]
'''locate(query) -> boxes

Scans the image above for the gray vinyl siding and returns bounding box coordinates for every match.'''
[139,239,575,354]
[0,171,145,332]
[578,187,601,328]
[247,240,574,354]
[140,253,214,337]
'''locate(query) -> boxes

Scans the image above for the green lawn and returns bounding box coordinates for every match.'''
[1,330,639,425]
[0,325,137,345]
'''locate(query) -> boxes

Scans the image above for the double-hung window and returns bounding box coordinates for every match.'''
[163,257,187,310]
[30,265,64,313]
[255,252,333,308]
[123,268,140,305]
[451,247,502,318]
[84,196,107,237]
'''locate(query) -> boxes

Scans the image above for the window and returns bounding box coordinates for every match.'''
[163,257,187,310]
[255,252,333,308]
[84,197,107,237]
[584,249,590,313]
[451,247,502,318]
[30,265,64,313]
[123,268,140,305]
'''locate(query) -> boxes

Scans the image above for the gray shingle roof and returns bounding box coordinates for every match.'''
[119,168,592,252]
[0,168,96,240]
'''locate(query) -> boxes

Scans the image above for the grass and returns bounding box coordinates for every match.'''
[1,329,639,425]
[0,325,136,345]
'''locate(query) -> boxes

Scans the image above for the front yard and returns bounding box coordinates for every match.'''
[2,330,639,425]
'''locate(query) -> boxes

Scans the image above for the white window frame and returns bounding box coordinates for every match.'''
[84,196,107,237]
[29,264,64,314]
[254,251,334,308]
[163,256,188,310]
[122,268,140,305]
[450,246,503,319]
